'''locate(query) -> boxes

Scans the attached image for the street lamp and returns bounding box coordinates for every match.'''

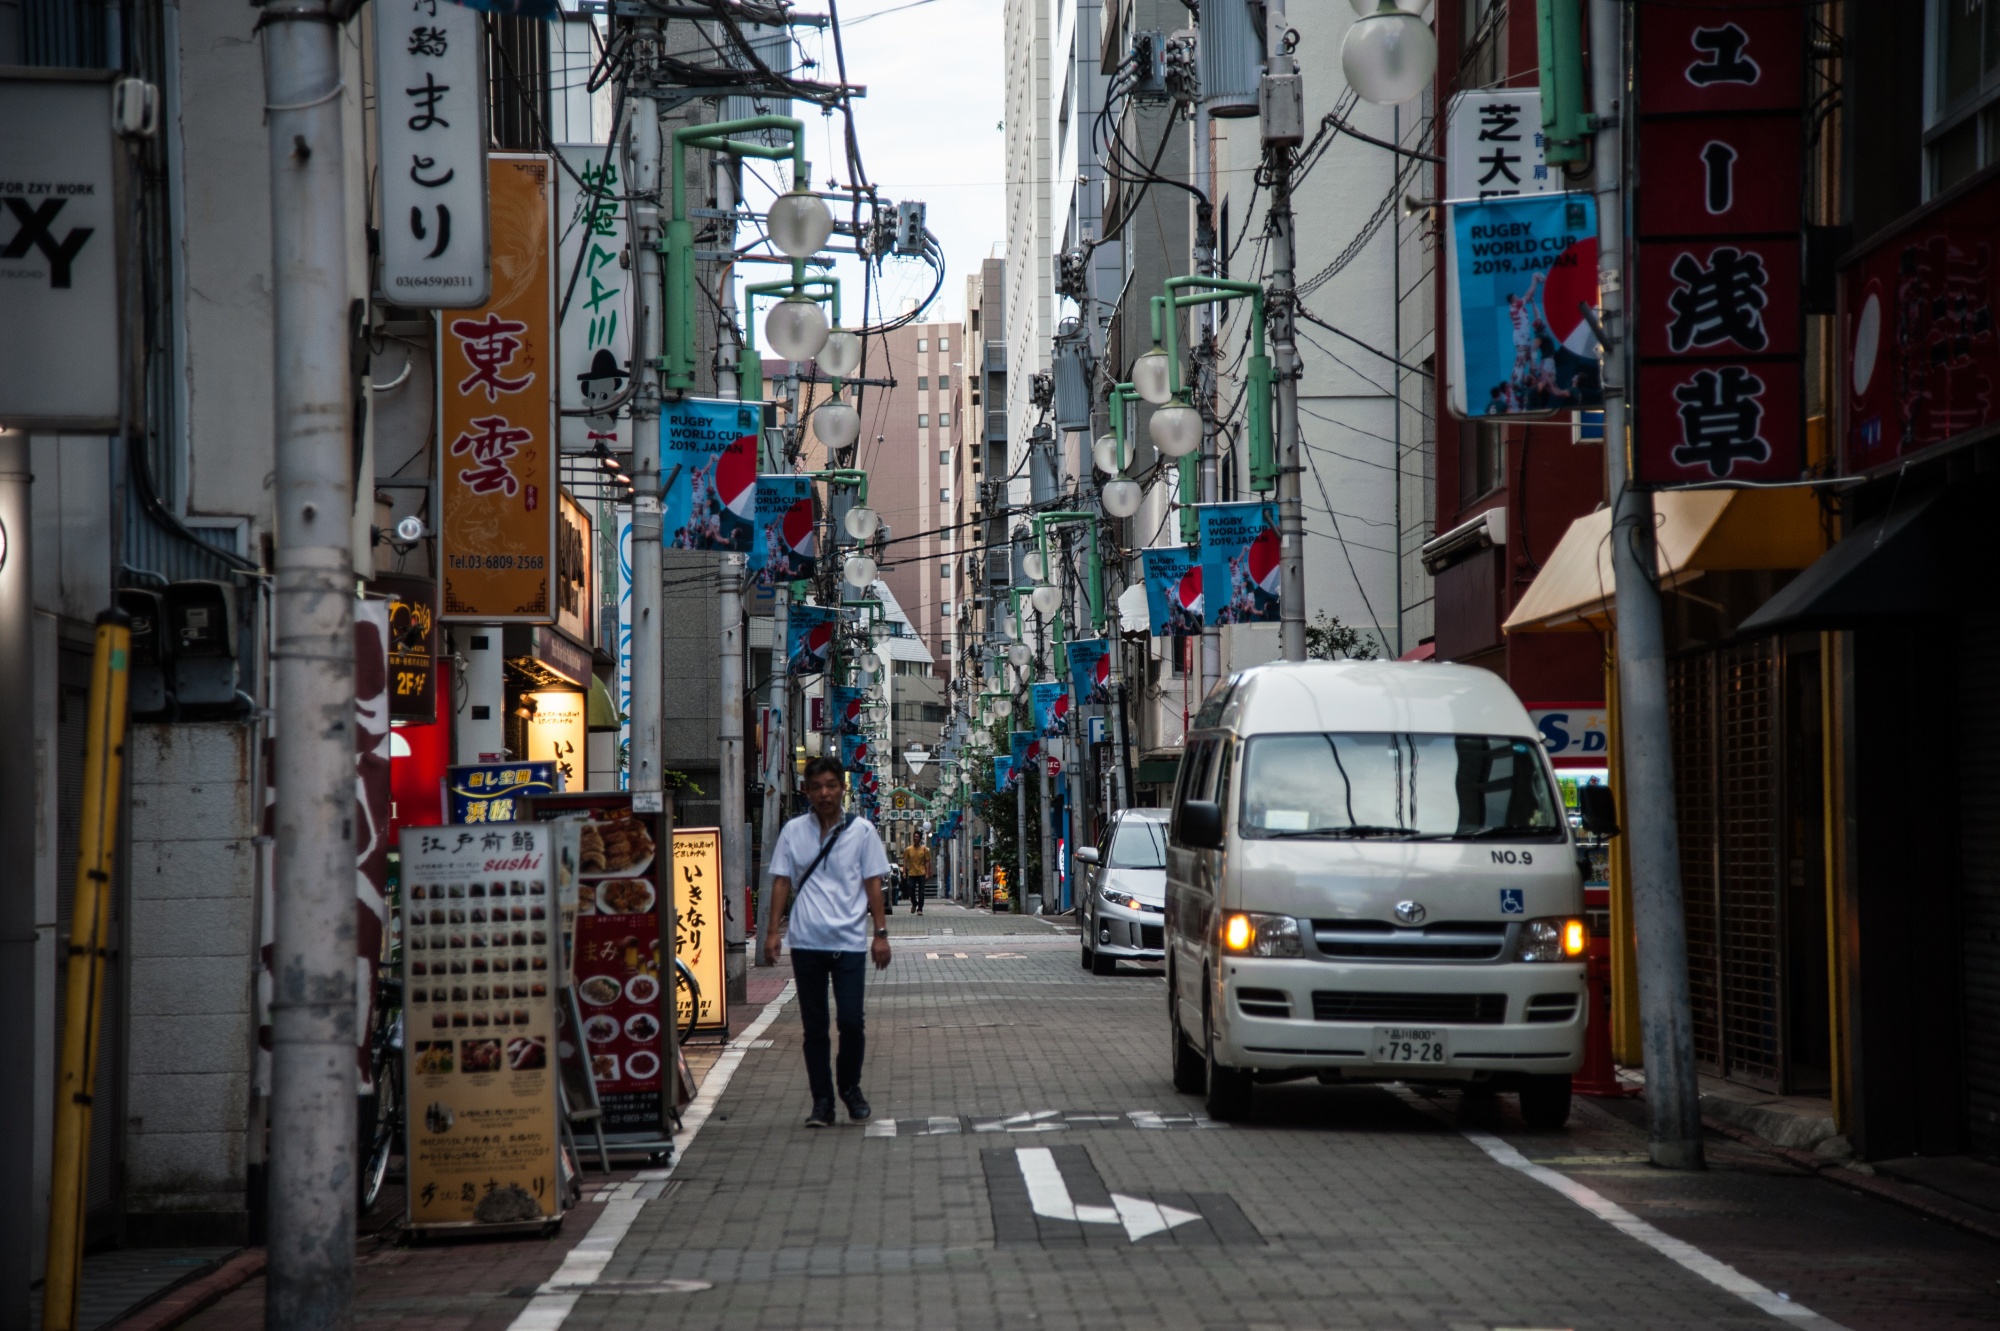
[844,504,880,541]
[814,396,861,448]
[1007,641,1033,670]
[1132,345,1172,405]
[1149,400,1202,458]
[1100,479,1142,518]
[1342,0,1438,106]
[767,182,835,258]
[766,294,830,360]
[1091,433,1122,475]
[1031,583,1062,617]
[820,328,864,378]
[1022,549,1047,582]
[844,553,877,588]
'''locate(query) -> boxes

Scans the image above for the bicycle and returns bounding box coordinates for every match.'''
[360,973,403,1214]
[671,954,699,1044]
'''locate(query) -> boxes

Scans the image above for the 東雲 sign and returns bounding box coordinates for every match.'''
[439,156,557,621]
[373,0,489,306]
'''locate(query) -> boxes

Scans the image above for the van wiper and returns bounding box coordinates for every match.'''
[1265,824,1415,839]
[1461,824,1561,840]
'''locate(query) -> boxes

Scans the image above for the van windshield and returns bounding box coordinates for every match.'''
[1236,733,1562,841]
[1108,818,1168,869]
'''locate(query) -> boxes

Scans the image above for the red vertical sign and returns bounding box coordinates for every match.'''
[1633,6,1806,486]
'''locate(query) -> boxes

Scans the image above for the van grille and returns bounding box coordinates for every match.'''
[1236,988,1291,1019]
[1312,920,1508,962]
[1311,991,1507,1024]
[1524,993,1580,1024]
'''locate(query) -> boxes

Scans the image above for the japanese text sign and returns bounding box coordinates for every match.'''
[1445,89,1558,201]
[447,762,559,824]
[372,574,439,723]
[556,143,627,452]
[374,0,490,306]
[440,156,557,619]
[1197,501,1282,627]
[1634,6,1805,486]
[555,491,594,647]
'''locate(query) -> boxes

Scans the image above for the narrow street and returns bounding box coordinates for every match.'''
[177,902,1999,1331]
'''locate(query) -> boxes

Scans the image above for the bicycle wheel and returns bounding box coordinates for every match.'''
[361,1052,401,1213]
[673,957,700,1043]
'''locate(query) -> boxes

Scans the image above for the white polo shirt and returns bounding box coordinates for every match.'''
[771,811,891,952]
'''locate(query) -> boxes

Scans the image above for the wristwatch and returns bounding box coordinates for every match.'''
[875,927,889,939]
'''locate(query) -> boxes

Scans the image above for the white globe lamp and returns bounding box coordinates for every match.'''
[1031,584,1062,617]
[1007,642,1033,670]
[1100,478,1143,518]
[1149,401,1202,458]
[1092,433,1123,475]
[843,504,880,541]
[765,296,830,361]
[814,398,861,449]
[1341,2,1438,106]
[1022,550,1047,582]
[767,185,834,259]
[1132,346,1173,405]
[819,328,863,379]
[844,553,877,588]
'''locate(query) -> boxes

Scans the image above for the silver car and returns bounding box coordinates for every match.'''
[1077,809,1168,975]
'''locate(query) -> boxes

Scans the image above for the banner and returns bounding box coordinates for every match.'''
[787,604,835,676]
[398,823,562,1231]
[1031,681,1070,739]
[1446,192,1603,420]
[1197,501,1282,627]
[748,475,815,585]
[615,510,632,787]
[1141,546,1203,638]
[994,755,1014,791]
[840,734,874,770]
[556,143,628,452]
[1010,731,1040,779]
[663,397,763,551]
[440,155,557,621]
[1066,637,1111,706]
[830,685,866,736]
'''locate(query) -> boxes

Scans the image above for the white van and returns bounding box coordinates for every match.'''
[1162,661,1588,1126]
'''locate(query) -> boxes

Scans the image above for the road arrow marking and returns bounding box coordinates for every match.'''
[1015,1147,1202,1241]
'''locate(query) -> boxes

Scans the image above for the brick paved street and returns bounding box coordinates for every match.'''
[176,903,1999,1331]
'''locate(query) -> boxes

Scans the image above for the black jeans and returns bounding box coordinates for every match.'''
[791,949,867,1103]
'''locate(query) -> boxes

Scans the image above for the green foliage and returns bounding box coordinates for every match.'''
[1305,611,1381,662]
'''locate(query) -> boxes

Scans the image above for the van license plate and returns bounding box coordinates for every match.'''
[1373,1028,1449,1064]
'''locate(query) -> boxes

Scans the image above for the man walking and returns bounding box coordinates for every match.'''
[901,839,930,915]
[763,756,892,1127]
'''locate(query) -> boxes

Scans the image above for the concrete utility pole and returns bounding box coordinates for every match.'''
[626,80,666,810]
[719,551,748,1000]
[259,0,357,1322]
[1261,1,1307,663]
[1587,0,1702,1169]
[1192,112,1221,697]
[756,582,790,965]
[0,429,34,1331]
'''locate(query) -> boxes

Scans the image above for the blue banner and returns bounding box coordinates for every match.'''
[1141,545,1203,638]
[994,755,1013,791]
[662,397,763,551]
[1198,501,1282,627]
[840,734,874,770]
[787,603,835,676]
[748,475,815,586]
[447,0,559,16]
[830,685,866,736]
[1067,637,1111,706]
[1009,730,1039,779]
[1031,681,1070,739]
[445,762,558,823]
[1451,193,1603,417]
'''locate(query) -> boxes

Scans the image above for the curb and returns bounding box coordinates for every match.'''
[1703,1116,2000,1246]
[107,1249,266,1331]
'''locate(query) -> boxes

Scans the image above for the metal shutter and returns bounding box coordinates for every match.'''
[1959,615,2000,1156]
[1671,652,1723,1073]
[1718,638,1783,1090]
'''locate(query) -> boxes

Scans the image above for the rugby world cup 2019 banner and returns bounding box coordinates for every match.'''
[1066,637,1111,706]
[840,735,874,770]
[662,397,763,551]
[830,685,866,736]
[748,475,815,585]
[1009,731,1039,779]
[1031,681,1070,739]
[1141,546,1203,639]
[786,604,835,676]
[1446,192,1603,420]
[1197,501,1281,627]
[994,755,1014,791]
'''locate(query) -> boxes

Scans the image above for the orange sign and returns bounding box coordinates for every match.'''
[439,154,557,622]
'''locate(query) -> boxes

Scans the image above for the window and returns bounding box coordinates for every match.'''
[943,601,952,620]
[1108,816,1167,869]
[940,487,950,504]
[919,414,928,428]
[1459,419,1503,507]
[918,376,928,390]
[918,338,928,352]
[1930,0,2000,195]
[941,561,951,578]
[1236,733,1562,841]
[940,449,951,469]
[939,412,950,427]
[939,336,949,352]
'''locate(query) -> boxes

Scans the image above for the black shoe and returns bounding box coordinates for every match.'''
[840,1087,872,1122]
[805,1099,836,1128]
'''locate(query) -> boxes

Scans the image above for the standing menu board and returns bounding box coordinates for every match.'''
[398,824,564,1233]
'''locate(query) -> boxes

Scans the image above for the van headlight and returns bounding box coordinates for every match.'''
[1517,916,1588,962]
[1221,912,1302,957]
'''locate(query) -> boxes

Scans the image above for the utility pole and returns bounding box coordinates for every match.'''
[1260,2,1307,663]
[719,551,748,1000]
[1192,109,1220,697]
[756,579,790,965]
[625,76,665,810]
[259,0,356,1322]
[1585,0,1702,1169]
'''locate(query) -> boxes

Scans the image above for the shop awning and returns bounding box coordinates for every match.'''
[1504,488,1826,633]
[1739,485,1985,632]
[586,673,621,731]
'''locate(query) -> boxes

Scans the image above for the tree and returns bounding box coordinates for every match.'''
[1305,611,1381,662]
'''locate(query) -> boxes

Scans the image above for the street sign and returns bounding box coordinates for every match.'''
[1445,89,1559,202]
[904,746,929,774]
[374,0,490,307]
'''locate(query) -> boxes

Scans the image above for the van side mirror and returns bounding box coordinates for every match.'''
[1576,784,1620,836]
[1179,800,1223,850]
[1075,846,1100,865]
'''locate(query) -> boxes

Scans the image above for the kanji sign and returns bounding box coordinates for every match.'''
[1633,5,1805,486]
[373,0,489,306]
[1445,90,1559,202]
[440,156,557,619]
[556,143,629,452]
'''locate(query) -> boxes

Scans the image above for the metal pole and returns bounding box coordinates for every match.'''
[756,583,789,965]
[1264,2,1306,663]
[626,88,665,808]
[1590,0,1701,1169]
[260,0,357,1319]
[0,430,35,1331]
[1193,112,1220,697]
[719,551,747,1001]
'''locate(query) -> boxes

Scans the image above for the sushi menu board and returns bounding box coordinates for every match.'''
[397,824,563,1232]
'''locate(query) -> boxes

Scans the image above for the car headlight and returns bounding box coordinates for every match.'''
[1517,916,1588,962]
[1220,912,1302,957]
[1100,887,1145,910]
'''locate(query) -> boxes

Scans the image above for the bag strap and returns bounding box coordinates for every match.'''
[791,814,854,900]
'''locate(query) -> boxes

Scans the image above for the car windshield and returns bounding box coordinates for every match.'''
[1237,733,1562,841]
[1108,817,1168,868]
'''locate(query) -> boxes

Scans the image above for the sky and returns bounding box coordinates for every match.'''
[744,0,1007,325]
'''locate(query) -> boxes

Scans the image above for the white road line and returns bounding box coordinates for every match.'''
[506,981,796,1331]
[1461,1131,1851,1330]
